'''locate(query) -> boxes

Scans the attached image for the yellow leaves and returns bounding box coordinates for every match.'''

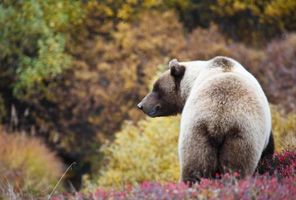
[265,0,294,17]
[86,0,162,22]
[86,1,114,17]
[233,1,245,12]
[117,4,133,20]
[113,22,133,49]
[271,105,296,151]
[57,10,186,153]
[209,0,296,45]
[96,116,181,189]
[215,0,257,16]
[143,0,161,7]
[263,0,296,29]
[93,104,296,190]
[127,0,139,4]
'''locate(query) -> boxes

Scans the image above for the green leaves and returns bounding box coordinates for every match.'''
[14,34,71,99]
[0,0,83,99]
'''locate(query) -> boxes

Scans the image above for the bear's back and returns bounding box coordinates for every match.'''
[181,62,270,148]
[196,73,266,133]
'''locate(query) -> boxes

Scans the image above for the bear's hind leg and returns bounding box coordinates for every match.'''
[256,131,275,174]
[218,133,261,177]
[180,125,219,184]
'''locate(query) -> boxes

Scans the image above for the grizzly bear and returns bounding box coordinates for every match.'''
[137,56,274,183]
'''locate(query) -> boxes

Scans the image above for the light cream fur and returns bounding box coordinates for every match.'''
[177,56,271,181]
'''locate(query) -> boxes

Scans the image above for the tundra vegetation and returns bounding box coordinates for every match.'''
[0,0,296,199]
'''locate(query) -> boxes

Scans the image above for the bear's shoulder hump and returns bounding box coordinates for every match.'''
[211,56,234,72]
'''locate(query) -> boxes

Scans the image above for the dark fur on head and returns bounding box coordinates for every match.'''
[137,59,185,117]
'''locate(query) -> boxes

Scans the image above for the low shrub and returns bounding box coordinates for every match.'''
[57,148,296,200]
[260,33,296,112]
[93,105,295,190]
[0,129,63,198]
[271,105,296,151]
[95,116,181,189]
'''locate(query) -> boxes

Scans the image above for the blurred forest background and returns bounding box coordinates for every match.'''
[0,0,296,197]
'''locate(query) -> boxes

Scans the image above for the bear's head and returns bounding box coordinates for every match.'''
[137,59,186,117]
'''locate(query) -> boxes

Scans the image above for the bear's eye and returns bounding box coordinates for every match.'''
[153,82,164,99]
[156,90,162,99]
[153,82,160,92]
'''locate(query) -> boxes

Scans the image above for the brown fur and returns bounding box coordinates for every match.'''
[212,57,233,72]
[180,124,218,182]
[179,74,265,182]
[260,131,275,161]
[256,131,275,174]
[138,70,184,117]
[203,75,264,118]
[138,57,272,184]
[169,58,185,79]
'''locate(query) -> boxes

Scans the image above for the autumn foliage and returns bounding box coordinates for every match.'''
[0,0,296,197]
[56,148,296,199]
[95,116,180,188]
[84,105,296,190]
[0,128,62,198]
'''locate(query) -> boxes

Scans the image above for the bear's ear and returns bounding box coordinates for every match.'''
[169,58,185,78]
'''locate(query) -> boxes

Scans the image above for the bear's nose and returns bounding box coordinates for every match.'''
[137,103,143,110]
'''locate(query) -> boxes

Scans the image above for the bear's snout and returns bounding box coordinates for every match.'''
[137,103,161,117]
[137,92,162,117]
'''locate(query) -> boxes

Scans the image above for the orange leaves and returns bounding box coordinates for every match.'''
[40,11,187,171]
[0,128,63,197]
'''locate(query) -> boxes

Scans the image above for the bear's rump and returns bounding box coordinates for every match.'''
[178,59,271,181]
